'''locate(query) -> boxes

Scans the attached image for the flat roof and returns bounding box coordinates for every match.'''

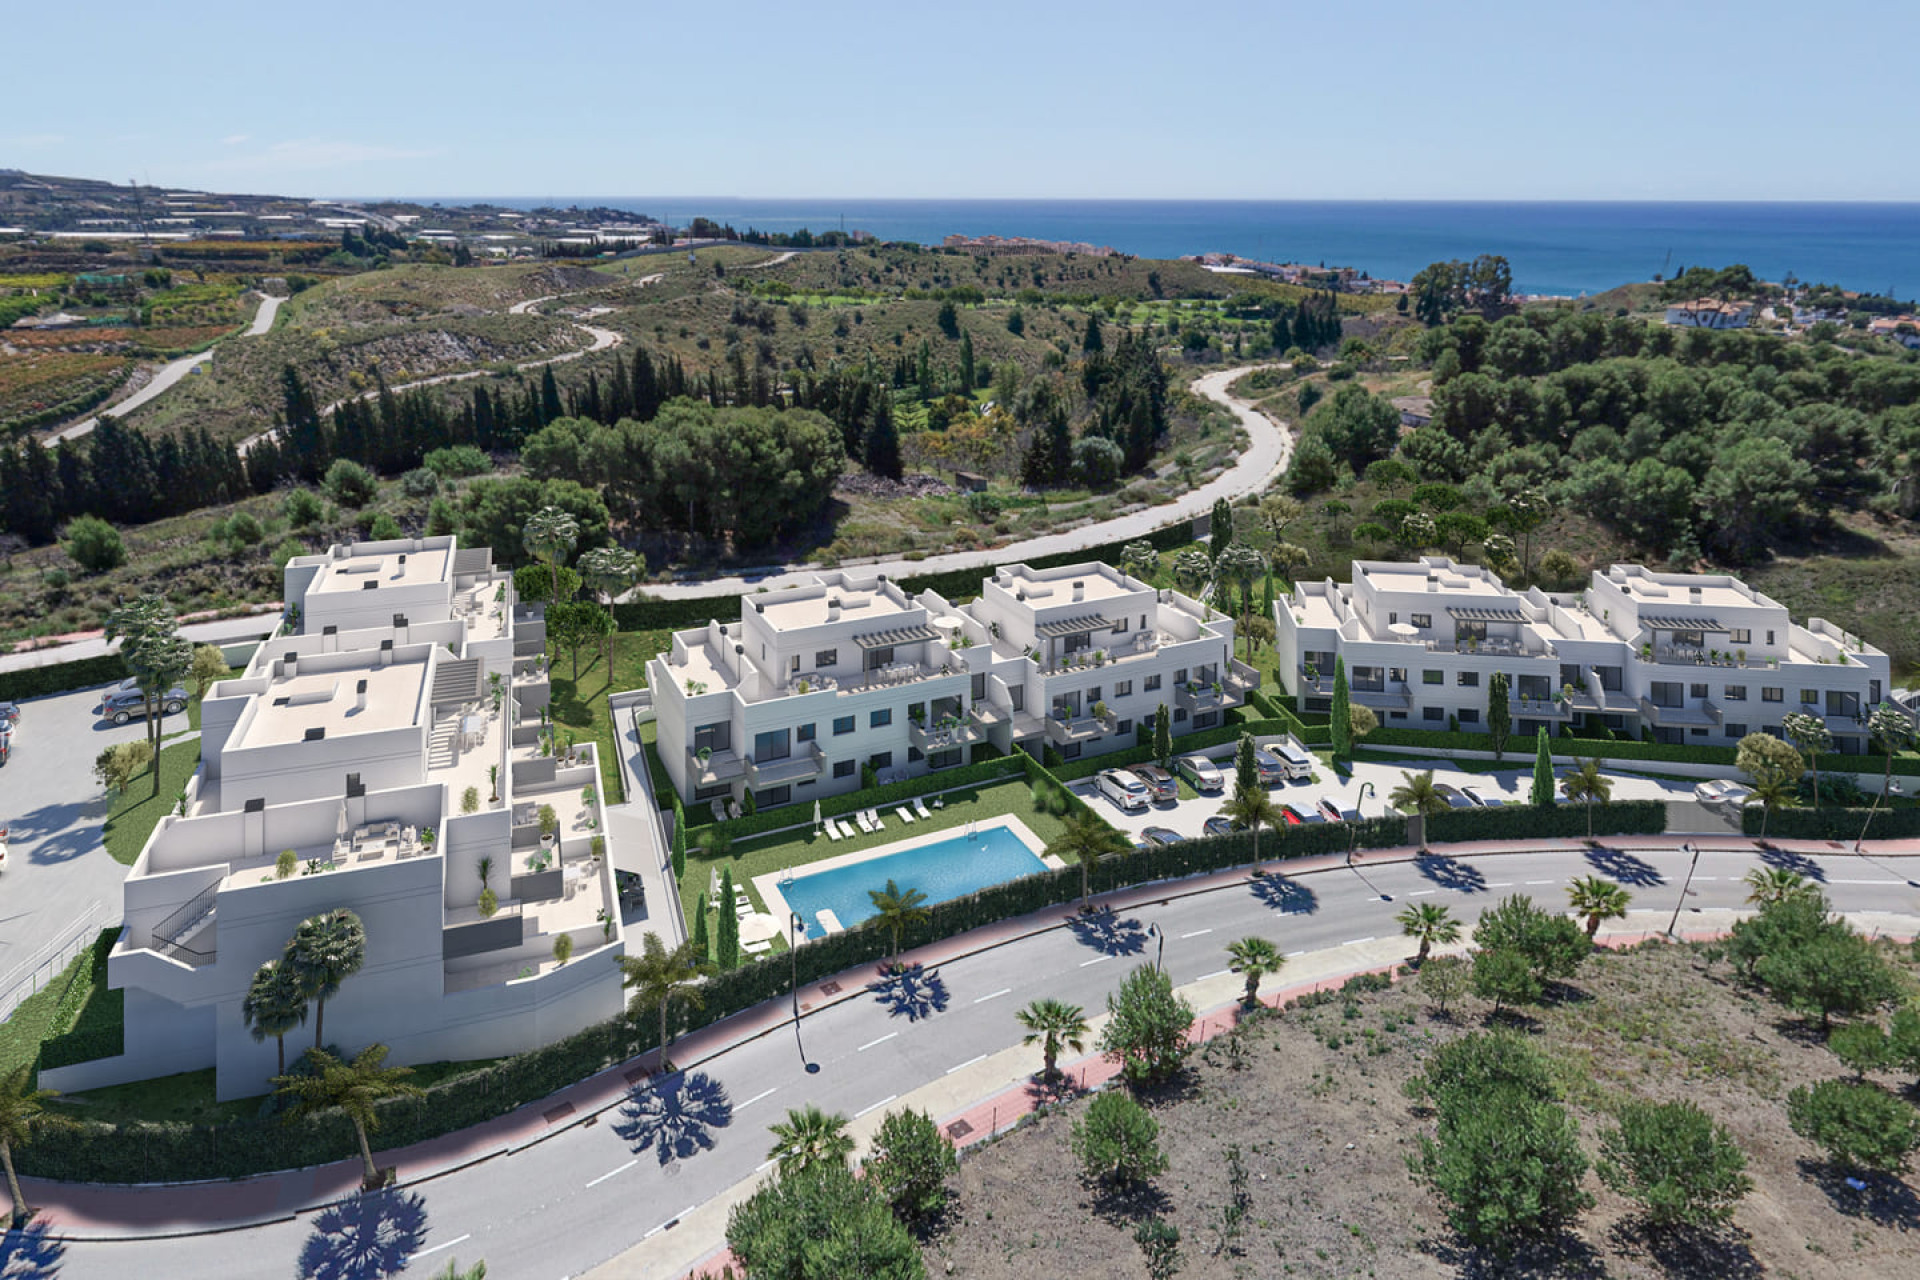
[312,547,451,593]
[757,588,916,632]
[1358,562,1511,600]
[235,660,427,748]
[997,564,1138,606]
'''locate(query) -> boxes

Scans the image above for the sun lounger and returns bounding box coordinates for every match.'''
[913,797,933,820]
[855,810,875,834]
[824,820,841,842]
[743,938,772,955]
[896,806,915,824]
[710,799,727,822]
[835,817,856,839]
[865,807,884,829]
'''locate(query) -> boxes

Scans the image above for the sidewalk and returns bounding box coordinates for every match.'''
[22,835,1920,1244]
[1,607,281,673]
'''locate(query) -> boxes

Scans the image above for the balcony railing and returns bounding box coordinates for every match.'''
[1638,695,1722,728]
[1174,681,1224,713]
[1511,696,1572,718]
[1044,713,1108,747]
[687,747,748,785]
[910,716,987,752]
[747,743,826,788]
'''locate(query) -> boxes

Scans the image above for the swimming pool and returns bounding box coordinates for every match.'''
[780,824,1048,939]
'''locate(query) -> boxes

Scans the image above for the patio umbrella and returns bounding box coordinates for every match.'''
[813,799,823,832]
[337,800,348,841]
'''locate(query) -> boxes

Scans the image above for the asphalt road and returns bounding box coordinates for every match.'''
[41,842,1920,1280]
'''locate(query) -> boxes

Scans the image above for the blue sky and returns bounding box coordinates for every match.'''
[5,1,1915,201]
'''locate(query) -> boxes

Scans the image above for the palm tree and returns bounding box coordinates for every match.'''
[0,1066,73,1227]
[242,959,308,1075]
[1015,998,1089,1080]
[1566,875,1631,939]
[766,1104,854,1176]
[271,1045,423,1186]
[1225,937,1284,1007]
[620,931,714,1054]
[286,908,367,1050]
[1561,757,1613,839]
[1780,711,1833,808]
[1388,770,1449,817]
[1221,785,1284,875]
[1395,902,1461,965]
[1747,772,1798,839]
[1869,703,1915,806]
[1215,543,1266,663]
[523,504,580,606]
[577,544,642,671]
[1743,866,1815,907]
[867,879,930,961]
[1046,810,1131,904]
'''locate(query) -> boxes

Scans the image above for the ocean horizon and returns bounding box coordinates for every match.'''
[385,198,1920,299]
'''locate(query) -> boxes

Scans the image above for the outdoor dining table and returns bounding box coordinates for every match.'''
[460,714,485,748]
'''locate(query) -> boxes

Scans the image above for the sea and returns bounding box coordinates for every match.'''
[414,198,1920,300]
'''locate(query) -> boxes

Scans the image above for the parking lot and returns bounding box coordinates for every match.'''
[1071,747,1708,844]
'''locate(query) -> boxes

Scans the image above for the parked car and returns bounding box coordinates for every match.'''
[1141,826,1184,848]
[1694,779,1752,806]
[98,679,188,725]
[1317,797,1362,823]
[1252,746,1288,785]
[1430,782,1478,809]
[1281,801,1328,825]
[1461,786,1506,808]
[0,827,8,872]
[0,701,20,727]
[1128,764,1178,804]
[1203,815,1237,837]
[1095,769,1151,812]
[0,726,10,766]
[1174,754,1224,792]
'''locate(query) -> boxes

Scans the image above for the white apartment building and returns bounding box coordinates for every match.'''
[1277,557,1889,753]
[46,536,625,1102]
[650,561,1257,810]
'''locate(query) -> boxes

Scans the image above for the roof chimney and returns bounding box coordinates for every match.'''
[827,595,841,622]
[1072,580,1085,603]
[355,678,368,713]
[379,639,394,666]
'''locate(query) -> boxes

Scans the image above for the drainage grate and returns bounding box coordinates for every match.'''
[820,981,842,996]
[543,1101,576,1124]
[946,1118,974,1139]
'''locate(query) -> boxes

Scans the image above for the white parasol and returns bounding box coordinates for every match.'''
[1387,622,1419,639]
[813,799,823,832]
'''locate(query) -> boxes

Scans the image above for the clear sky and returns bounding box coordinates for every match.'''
[5,0,1915,201]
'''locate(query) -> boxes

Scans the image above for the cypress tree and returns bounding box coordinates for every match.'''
[1083,311,1104,353]
[716,866,739,970]
[671,819,686,882]
[1487,671,1511,759]
[1235,733,1259,798]
[1531,727,1556,806]
[540,366,563,424]
[692,892,710,961]
[1211,496,1234,559]
[960,330,976,391]
[1330,656,1352,759]
[866,395,902,480]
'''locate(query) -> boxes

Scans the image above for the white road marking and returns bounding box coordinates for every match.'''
[1526,879,1556,885]
[973,988,1011,1004]
[1340,936,1376,946]
[1407,890,1436,897]
[1832,878,1904,885]
[1180,928,1213,938]
[1695,876,1718,881]
[1486,882,1514,888]
[737,1087,777,1110]
[1286,950,1307,957]
[1080,955,1110,967]
[408,1234,471,1261]
[585,1160,637,1189]
[858,1032,898,1052]
[947,1054,987,1074]
[856,1095,897,1118]
[1197,968,1231,981]
[756,1158,777,1173]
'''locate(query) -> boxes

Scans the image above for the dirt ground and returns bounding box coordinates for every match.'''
[922,939,1920,1280]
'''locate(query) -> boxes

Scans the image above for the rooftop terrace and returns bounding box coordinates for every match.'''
[234,660,427,748]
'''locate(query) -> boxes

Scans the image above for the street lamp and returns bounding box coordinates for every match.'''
[1665,842,1700,939]
[1146,922,1164,971]
[790,911,817,1073]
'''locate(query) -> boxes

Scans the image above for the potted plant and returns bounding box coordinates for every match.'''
[1736,648,1747,666]
[478,886,499,918]
[582,785,597,806]
[1302,662,1318,684]
[479,854,494,888]
[538,805,558,845]
[598,906,613,942]
[695,744,713,767]
[590,835,606,863]
[420,826,436,850]
[489,764,500,804]
[1092,700,1109,722]
[275,849,297,880]
[796,678,810,694]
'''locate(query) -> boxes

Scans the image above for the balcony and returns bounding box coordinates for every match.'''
[1044,713,1107,747]
[1353,681,1415,711]
[910,715,987,753]
[1226,659,1261,696]
[843,663,963,693]
[1638,696,1722,728]
[746,742,826,788]
[687,747,748,786]
[1510,696,1572,720]
[1174,681,1224,713]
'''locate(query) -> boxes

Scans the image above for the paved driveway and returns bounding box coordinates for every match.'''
[0,684,155,989]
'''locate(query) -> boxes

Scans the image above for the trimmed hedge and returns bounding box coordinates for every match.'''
[1051,718,1300,782]
[1425,799,1668,843]
[36,930,125,1072]
[0,653,130,703]
[1363,725,1920,778]
[692,756,1030,840]
[1740,805,1920,840]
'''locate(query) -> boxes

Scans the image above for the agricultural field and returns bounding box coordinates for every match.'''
[0,350,130,433]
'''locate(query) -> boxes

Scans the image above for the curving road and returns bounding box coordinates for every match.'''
[44,292,285,445]
[30,838,1920,1280]
[638,362,1295,600]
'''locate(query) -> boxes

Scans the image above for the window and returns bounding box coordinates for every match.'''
[869,751,893,770]
[1111,617,1128,634]
[1117,719,1133,736]
[789,655,800,674]
[694,783,732,801]
[1088,686,1102,705]
[1194,711,1220,730]
[870,708,892,728]
[797,722,816,742]
[1144,674,1162,692]
[971,673,986,701]
[864,646,895,671]
[1174,708,1188,723]
[756,785,791,808]
[1690,727,1708,737]
[693,722,731,754]
[928,748,962,769]
[1458,708,1480,724]
[1723,685,1746,701]
[1173,669,1188,686]
[815,649,837,669]
[1388,611,1397,625]
[1457,671,1479,687]
[907,746,923,763]
[1689,683,1708,699]
[1114,680,1133,698]
[1800,689,1819,705]
[1766,631,1775,646]
[1008,687,1024,711]
[1423,706,1445,721]
[832,715,855,736]
[1411,613,1432,629]
[1730,629,1751,645]
[1389,710,1407,720]
[832,760,855,778]
[1762,687,1783,703]
[1423,669,1444,685]
[753,728,791,762]
[1725,724,1747,738]
[1061,743,1083,759]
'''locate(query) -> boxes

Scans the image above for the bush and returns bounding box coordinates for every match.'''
[0,652,132,703]
[322,459,377,508]
[1742,805,1920,840]
[1071,1090,1168,1188]
[1415,1030,1555,1111]
[400,467,440,498]
[1787,1078,1920,1172]
[283,488,325,528]
[1472,894,1589,982]
[224,512,265,546]
[423,445,492,479]
[368,513,404,541]
[1097,964,1194,1085]
[1597,1100,1752,1229]
[727,1164,920,1278]
[93,740,153,795]
[1471,948,1542,1011]
[1416,1086,1593,1253]
[63,514,126,574]
[863,1107,958,1222]
[36,929,125,1072]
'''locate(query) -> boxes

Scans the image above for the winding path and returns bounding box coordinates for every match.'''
[639,362,1296,599]
[24,835,1920,1279]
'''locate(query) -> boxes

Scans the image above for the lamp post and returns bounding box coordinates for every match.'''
[1146,922,1164,972]
[1665,842,1700,939]
[790,911,817,1073]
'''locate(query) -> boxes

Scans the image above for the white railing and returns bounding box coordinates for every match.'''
[0,903,106,1024]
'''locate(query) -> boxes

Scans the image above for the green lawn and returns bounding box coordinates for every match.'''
[0,934,118,1081]
[546,627,671,804]
[54,1055,503,1126]
[678,777,1070,949]
[102,737,201,866]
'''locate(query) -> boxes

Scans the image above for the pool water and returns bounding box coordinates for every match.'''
[782,825,1048,939]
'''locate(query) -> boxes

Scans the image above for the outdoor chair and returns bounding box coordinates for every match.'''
[836,818,857,839]
[824,821,841,842]
[913,797,933,820]
[896,806,915,824]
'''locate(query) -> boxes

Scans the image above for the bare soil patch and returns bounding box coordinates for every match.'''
[925,940,1920,1279]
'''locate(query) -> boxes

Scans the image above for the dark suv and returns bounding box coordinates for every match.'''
[99,678,188,725]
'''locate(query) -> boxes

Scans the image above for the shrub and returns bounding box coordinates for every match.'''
[1416,1030,1555,1111]
[1416,1087,1593,1253]
[1472,894,1589,983]
[1597,1100,1752,1229]
[225,512,265,546]
[1098,964,1194,1085]
[63,514,126,573]
[1787,1078,1920,1172]
[400,467,440,498]
[553,933,573,965]
[1471,948,1542,1013]
[275,849,297,880]
[93,740,153,795]
[272,538,310,569]
[368,512,404,541]
[423,445,491,479]
[1071,1090,1168,1188]
[322,459,377,508]
[727,1164,920,1278]
[1134,1216,1181,1280]
[461,786,479,815]
[1753,923,1896,1031]
[478,887,498,918]
[863,1107,958,1222]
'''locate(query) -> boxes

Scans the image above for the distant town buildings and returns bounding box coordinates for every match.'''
[1867,315,1920,348]
[1664,299,1753,329]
